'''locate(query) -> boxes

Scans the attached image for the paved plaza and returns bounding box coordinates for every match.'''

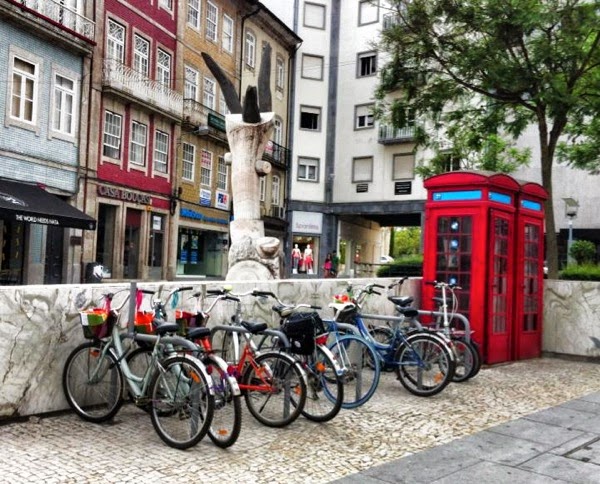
[1,357,599,483]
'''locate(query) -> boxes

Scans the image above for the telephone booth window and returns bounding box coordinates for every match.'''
[523,223,540,331]
[491,216,511,334]
[435,215,472,317]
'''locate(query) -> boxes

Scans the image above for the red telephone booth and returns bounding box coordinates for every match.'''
[422,171,545,365]
[513,181,547,360]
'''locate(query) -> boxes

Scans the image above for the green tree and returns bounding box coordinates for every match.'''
[376,0,600,278]
[569,240,597,265]
[393,227,421,257]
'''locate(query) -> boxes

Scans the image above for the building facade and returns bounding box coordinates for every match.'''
[0,0,96,285]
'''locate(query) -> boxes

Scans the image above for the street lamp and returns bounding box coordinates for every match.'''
[563,197,579,265]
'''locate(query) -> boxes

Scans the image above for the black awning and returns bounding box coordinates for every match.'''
[0,179,96,230]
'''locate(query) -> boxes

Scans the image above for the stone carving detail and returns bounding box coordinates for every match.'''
[202,45,281,280]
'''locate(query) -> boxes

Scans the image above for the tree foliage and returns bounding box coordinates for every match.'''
[375,0,600,278]
[393,227,421,256]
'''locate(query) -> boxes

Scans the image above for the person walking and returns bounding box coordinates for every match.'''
[331,250,339,277]
[323,253,333,277]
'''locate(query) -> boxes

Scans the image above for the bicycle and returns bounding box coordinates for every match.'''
[125,285,243,448]
[333,283,456,397]
[203,288,309,428]
[62,288,215,450]
[249,289,345,422]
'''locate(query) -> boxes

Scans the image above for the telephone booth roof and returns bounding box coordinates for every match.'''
[424,170,521,192]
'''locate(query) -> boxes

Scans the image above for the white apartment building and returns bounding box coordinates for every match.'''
[265,0,600,273]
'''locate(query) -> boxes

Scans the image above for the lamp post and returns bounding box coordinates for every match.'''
[563,197,579,265]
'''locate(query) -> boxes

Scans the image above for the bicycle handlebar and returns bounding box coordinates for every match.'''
[425,280,462,290]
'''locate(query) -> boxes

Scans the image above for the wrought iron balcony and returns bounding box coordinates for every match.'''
[183,99,228,145]
[103,59,183,120]
[263,140,291,169]
[378,124,416,144]
[13,0,95,41]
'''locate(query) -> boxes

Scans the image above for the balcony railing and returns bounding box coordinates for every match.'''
[378,124,416,144]
[16,0,95,41]
[103,59,183,119]
[264,140,291,169]
[270,205,285,219]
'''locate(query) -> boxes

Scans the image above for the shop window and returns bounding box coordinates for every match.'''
[148,213,165,273]
[291,236,319,275]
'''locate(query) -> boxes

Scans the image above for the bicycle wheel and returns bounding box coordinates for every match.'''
[242,351,307,428]
[62,342,124,423]
[367,326,394,371]
[328,334,380,409]
[394,333,455,397]
[149,354,214,450]
[299,345,344,423]
[451,337,480,383]
[205,356,242,448]
[125,345,154,407]
[220,330,240,365]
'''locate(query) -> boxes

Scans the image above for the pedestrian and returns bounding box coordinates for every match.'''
[331,250,339,277]
[324,253,333,277]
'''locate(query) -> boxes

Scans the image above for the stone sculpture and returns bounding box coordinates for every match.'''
[202,45,281,280]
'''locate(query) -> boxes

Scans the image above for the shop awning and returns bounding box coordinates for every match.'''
[0,179,96,230]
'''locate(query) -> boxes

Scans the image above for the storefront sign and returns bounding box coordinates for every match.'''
[208,113,226,132]
[180,208,229,225]
[200,189,211,206]
[216,190,229,210]
[291,211,323,234]
[97,186,152,204]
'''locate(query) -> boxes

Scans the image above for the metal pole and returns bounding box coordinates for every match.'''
[567,218,574,265]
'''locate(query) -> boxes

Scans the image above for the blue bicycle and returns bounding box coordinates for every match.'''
[330,283,456,397]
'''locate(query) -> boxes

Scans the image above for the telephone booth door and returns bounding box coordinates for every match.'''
[486,210,515,364]
[514,213,545,359]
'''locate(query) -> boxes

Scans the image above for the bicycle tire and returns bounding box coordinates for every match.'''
[149,354,214,449]
[394,333,455,397]
[242,351,307,428]
[451,337,480,383]
[466,339,483,378]
[220,330,240,365]
[328,334,381,409]
[62,341,124,423]
[298,345,344,423]
[205,355,243,448]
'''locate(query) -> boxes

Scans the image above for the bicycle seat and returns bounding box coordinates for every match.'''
[241,320,268,334]
[272,304,294,318]
[388,295,414,307]
[187,327,211,339]
[154,322,179,336]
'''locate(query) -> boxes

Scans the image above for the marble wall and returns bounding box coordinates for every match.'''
[0,278,594,419]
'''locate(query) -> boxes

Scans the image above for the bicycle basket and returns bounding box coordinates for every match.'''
[281,311,323,355]
[175,310,207,336]
[79,309,114,339]
[134,311,155,334]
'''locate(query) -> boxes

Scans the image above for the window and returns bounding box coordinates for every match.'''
[259,176,266,202]
[359,0,379,25]
[52,73,76,135]
[156,49,171,87]
[355,104,374,129]
[222,14,234,53]
[129,121,147,166]
[154,130,169,174]
[392,153,415,180]
[245,30,256,68]
[184,65,199,100]
[10,56,38,124]
[301,54,324,80]
[217,156,227,190]
[272,175,281,206]
[352,156,373,182]
[300,106,321,131]
[273,117,283,145]
[134,35,150,76]
[159,0,173,10]
[440,153,462,172]
[304,2,326,29]
[103,111,122,159]
[203,77,216,110]
[206,1,218,42]
[357,52,377,77]
[182,143,195,181]
[187,0,201,29]
[298,157,319,182]
[200,149,212,186]
[219,89,229,115]
[276,56,285,90]
[106,19,125,62]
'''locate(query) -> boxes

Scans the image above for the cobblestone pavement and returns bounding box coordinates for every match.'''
[1,357,599,483]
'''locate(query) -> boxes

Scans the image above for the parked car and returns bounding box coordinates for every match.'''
[380,255,394,264]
